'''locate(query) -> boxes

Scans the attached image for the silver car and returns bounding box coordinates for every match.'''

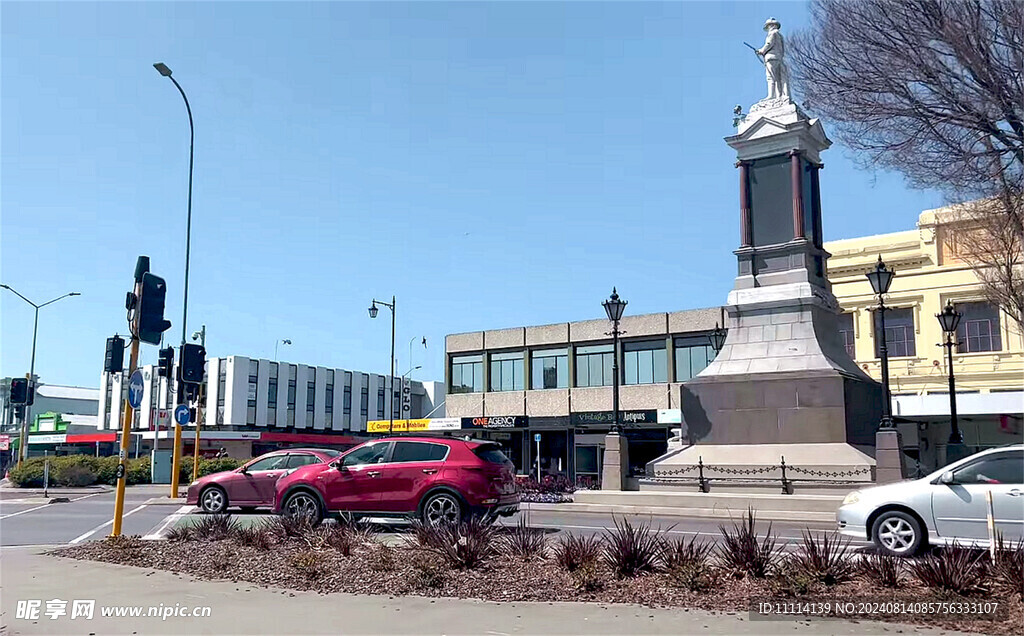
[837,444,1023,556]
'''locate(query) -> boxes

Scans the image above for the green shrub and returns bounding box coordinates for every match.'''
[60,464,96,487]
[126,457,151,485]
[7,459,46,487]
[95,456,120,484]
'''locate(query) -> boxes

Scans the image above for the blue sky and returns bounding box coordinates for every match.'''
[1,1,943,389]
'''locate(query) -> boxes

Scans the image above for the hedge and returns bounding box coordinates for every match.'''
[7,455,243,488]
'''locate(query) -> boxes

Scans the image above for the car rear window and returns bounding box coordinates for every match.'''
[474,444,510,464]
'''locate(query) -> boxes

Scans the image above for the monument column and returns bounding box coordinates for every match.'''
[790,150,805,240]
[737,160,753,247]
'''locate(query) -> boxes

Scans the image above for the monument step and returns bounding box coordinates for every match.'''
[573,489,845,515]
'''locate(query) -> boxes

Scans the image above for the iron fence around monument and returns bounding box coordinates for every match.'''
[645,456,875,494]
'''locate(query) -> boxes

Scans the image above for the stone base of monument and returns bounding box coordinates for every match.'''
[601,432,630,491]
[646,442,876,491]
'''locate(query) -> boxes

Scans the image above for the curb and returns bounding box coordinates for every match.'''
[520,502,835,523]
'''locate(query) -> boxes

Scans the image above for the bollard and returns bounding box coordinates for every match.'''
[43,458,50,498]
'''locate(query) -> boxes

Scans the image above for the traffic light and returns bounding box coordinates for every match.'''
[105,335,125,373]
[137,272,172,345]
[157,346,175,378]
[179,343,206,384]
[10,378,27,405]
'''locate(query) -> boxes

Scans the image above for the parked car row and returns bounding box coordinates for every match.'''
[185,436,520,525]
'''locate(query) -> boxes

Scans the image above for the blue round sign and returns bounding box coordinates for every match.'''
[174,404,191,425]
[127,370,145,409]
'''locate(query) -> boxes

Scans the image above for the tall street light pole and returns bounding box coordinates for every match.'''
[368,297,396,435]
[866,256,896,430]
[0,285,80,464]
[154,62,195,497]
[937,301,965,446]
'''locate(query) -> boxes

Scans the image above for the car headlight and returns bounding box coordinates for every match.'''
[841,491,861,506]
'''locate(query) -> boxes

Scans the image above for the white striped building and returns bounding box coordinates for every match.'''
[97,356,444,433]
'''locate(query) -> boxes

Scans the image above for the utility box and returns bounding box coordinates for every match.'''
[151,449,174,484]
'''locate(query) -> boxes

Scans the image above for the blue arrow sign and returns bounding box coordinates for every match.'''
[127,370,145,409]
[174,404,191,426]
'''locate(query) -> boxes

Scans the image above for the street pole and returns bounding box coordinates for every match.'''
[155,62,195,500]
[390,295,395,435]
[191,384,204,482]
[0,286,80,466]
[611,318,621,434]
[112,272,143,537]
[368,297,396,435]
[876,299,894,429]
[943,334,962,443]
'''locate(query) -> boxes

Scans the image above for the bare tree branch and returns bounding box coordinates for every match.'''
[791,0,1024,332]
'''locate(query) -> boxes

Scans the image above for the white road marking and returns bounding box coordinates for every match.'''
[143,505,195,540]
[0,492,104,520]
[69,504,148,544]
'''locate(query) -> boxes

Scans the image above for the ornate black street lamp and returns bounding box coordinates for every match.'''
[866,255,895,430]
[602,288,627,433]
[936,301,964,444]
[369,296,396,434]
[709,322,728,354]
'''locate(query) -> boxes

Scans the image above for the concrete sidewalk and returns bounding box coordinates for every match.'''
[0,547,972,635]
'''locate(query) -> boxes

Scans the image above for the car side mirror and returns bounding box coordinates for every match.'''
[939,470,954,485]
[332,461,346,471]
[238,465,248,474]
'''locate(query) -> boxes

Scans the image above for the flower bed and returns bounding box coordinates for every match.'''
[53,511,1022,635]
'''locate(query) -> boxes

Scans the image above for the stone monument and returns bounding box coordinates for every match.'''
[651,18,884,480]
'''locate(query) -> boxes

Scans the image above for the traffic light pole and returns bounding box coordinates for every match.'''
[191,392,203,482]
[112,283,143,537]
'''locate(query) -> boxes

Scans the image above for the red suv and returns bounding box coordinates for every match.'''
[273,437,519,524]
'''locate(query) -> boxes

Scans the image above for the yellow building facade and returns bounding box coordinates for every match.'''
[825,206,1023,472]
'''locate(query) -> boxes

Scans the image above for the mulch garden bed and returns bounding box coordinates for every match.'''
[54,526,1022,635]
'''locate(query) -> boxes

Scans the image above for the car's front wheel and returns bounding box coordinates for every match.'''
[421,491,462,526]
[871,510,924,556]
[283,491,323,524]
[199,486,228,514]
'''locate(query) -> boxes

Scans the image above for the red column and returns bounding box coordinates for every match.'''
[737,160,752,247]
[790,150,805,240]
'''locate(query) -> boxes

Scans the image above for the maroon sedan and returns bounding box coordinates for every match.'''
[273,437,519,525]
[186,448,341,513]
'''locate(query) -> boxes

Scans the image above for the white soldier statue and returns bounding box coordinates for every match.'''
[755,17,789,100]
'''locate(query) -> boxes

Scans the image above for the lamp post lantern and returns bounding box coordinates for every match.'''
[709,322,728,354]
[866,255,896,430]
[936,301,964,444]
[0,285,80,465]
[602,288,627,433]
[369,296,396,434]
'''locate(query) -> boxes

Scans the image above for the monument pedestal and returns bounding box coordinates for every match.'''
[601,432,630,491]
[649,92,886,481]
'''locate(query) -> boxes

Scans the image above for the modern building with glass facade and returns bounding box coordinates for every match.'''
[445,307,725,484]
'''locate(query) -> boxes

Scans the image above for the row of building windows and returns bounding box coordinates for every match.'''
[836,302,1003,359]
[239,362,399,425]
[450,336,720,394]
